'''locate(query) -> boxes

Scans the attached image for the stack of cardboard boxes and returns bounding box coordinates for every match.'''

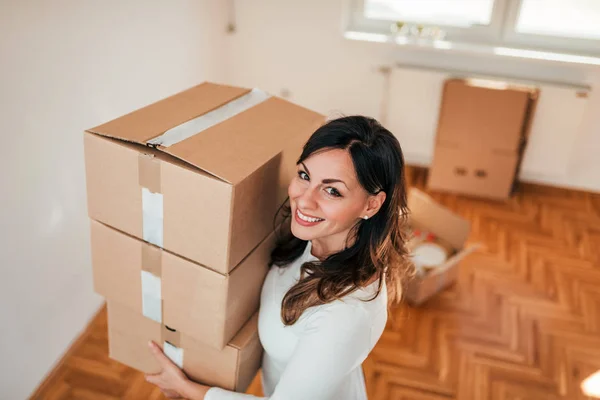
[427,78,539,200]
[84,82,324,391]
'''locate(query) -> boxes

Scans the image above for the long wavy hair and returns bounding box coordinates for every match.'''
[270,115,414,325]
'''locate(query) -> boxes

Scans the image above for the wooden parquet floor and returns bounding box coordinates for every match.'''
[31,168,600,399]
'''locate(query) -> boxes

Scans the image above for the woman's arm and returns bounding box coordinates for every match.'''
[179,379,213,400]
[146,339,265,399]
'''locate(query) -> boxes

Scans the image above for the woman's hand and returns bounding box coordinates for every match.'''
[145,341,188,398]
[145,341,211,400]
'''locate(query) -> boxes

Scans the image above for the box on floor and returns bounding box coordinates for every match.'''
[404,188,480,305]
[91,219,277,349]
[107,300,262,393]
[84,82,324,274]
[427,78,538,200]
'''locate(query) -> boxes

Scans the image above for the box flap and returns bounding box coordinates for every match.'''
[162,97,323,184]
[87,82,250,145]
[437,79,537,153]
[229,312,259,350]
[463,78,538,95]
[408,188,470,249]
[87,82,323,185]
[427,243,481,277]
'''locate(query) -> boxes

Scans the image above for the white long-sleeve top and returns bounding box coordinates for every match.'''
[205,241,388,400]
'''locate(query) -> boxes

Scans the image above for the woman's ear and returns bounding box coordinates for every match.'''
[365,191,386,218]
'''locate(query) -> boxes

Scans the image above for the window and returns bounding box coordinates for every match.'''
[516,0,600,40]
[348,0,600,56]
[364,0,495,27]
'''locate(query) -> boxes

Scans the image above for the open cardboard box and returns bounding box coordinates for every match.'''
[405,188,480,305]
[107,301,262,393]
[91,219,276,349]
[84,82,324,274]
[427,78,538,200]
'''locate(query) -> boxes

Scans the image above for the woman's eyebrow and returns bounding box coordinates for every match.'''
[300,162,310,174]
[301,162,349,189]
[322,178,348,189]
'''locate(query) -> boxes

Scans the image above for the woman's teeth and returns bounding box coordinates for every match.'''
[297,209,324,222]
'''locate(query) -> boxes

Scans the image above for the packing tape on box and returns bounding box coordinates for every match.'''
[141,244,163,323]
[140,242,184,366]
[139,153,161,193]
[162,321,183,368]
[139,153,164,248]
[142,187,163,247]
[163,341,184,369]
[146,88,271,148]
[142,242,162,276]
[162,324,182,347]
[141,271,162,323]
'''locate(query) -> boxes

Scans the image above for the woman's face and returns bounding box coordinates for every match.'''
[288,148,383,246]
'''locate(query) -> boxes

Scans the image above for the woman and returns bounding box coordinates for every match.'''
[145,116,413,399]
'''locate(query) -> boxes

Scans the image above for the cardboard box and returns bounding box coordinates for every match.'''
[427,145,519,200]
[435,79,535,151]
[427,78,538,200]
[84,82,324,274]
[91,219,276,349]
[107,300,262,393]
[404,188,479,305]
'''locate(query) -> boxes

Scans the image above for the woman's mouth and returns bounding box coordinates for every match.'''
[295,209,325,227]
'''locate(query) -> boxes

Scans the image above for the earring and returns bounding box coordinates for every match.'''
[363,215,369,220]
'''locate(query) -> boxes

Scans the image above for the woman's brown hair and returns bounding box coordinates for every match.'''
[270,116,414,325]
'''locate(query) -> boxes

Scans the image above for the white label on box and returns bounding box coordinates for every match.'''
[141,270,162,323]
[147,88,271,147]
[163,341,184,368]
[142,188,163,247]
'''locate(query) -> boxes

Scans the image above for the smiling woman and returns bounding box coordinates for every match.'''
[275,117,412,326]
[145,116,415,400]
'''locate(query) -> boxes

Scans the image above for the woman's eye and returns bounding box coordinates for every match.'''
[325,187,342,197]
[298,171,309,180]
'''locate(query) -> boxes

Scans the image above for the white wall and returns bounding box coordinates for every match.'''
[0,1,228,398]
[223,0,600,194]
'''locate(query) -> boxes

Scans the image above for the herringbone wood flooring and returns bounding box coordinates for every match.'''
[31,168,600,399]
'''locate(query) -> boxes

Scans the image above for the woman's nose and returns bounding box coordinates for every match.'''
[296,185,318,210]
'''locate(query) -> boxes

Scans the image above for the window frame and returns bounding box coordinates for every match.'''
[501,0,600,56]
[348,0,600,57]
